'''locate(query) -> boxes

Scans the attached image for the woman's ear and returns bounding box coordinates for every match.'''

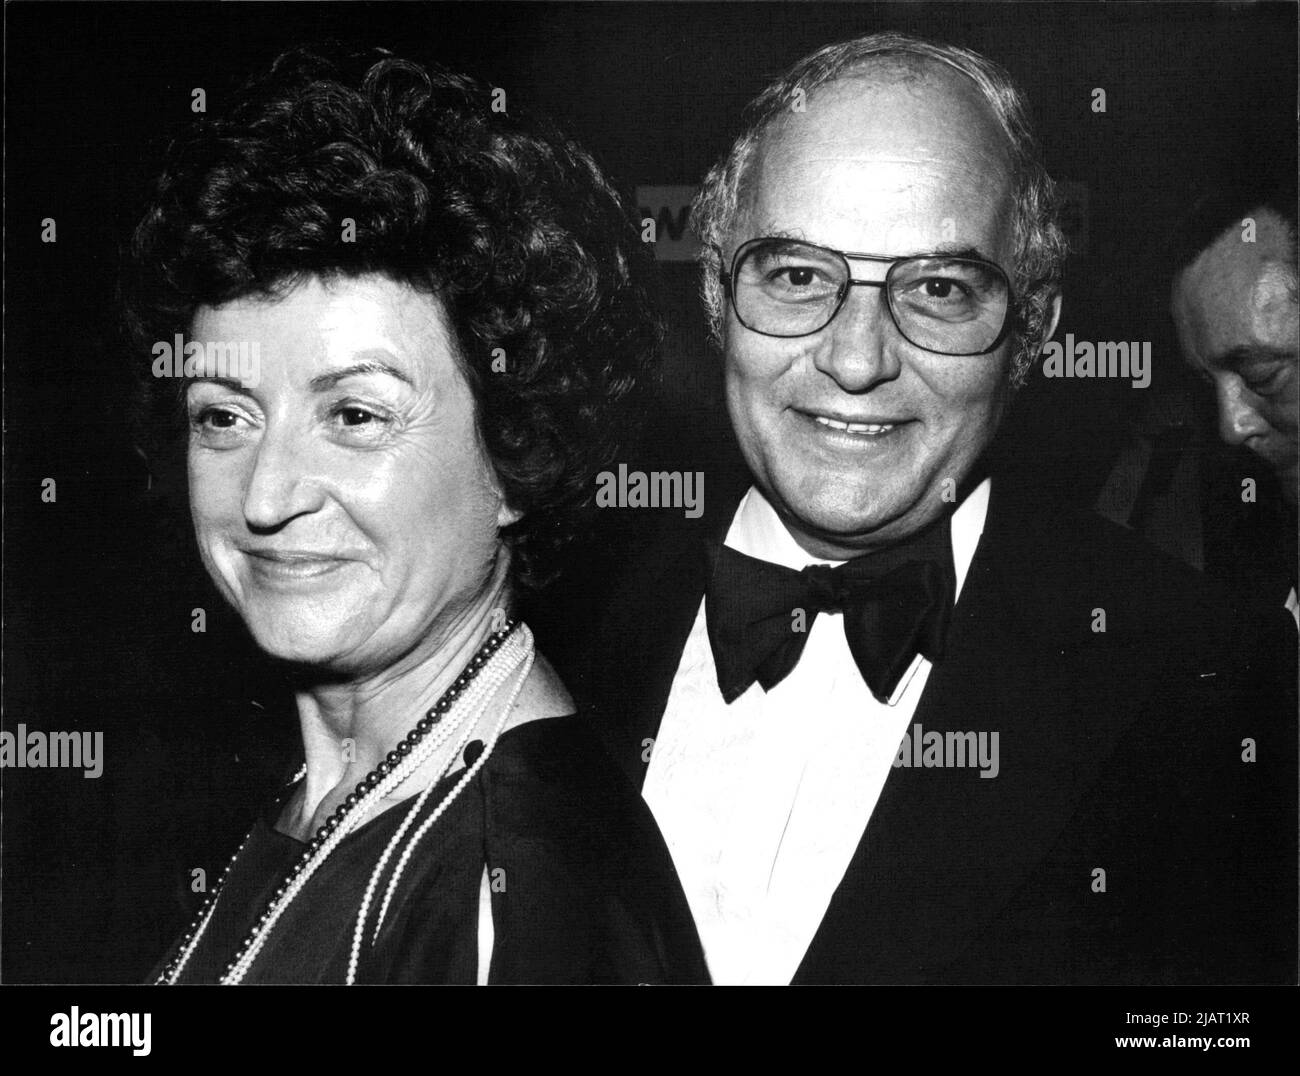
[483,459,523,529]
[496,497,524,529]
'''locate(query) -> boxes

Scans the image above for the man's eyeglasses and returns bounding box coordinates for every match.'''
[719,237,1016,356]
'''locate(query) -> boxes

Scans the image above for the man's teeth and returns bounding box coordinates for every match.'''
[814,415,895,434]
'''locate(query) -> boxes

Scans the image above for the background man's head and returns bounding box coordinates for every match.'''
[691,32,1066,556]
[1169,169,1298,506]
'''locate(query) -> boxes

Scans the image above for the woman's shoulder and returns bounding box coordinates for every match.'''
[480,711,649,842]
[479,712,709,983]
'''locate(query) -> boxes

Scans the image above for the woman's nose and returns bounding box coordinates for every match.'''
[241,425,324,529]
[811,286,902,392]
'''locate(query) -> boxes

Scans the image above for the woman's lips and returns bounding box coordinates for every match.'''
[242,550,354,582]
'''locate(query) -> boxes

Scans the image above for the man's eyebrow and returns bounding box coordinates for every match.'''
[920,244,999,263]
[727,228,806,257]
[749,226,807,242]
[740,231,1004,265]
[308,359,414,391]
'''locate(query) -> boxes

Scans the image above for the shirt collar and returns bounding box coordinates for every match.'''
[727,478,991,602]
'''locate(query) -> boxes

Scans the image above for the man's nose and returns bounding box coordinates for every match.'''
[1215,375,1271,449]
[811,285,901,392]
[241,423,325,529]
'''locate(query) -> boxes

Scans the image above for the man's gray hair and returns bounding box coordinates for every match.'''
[689,31,1067,387]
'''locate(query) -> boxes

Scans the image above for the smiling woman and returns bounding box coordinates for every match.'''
[184,277,511,676]
[122,45,706,984]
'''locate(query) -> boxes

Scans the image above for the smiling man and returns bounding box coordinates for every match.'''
[574,32,1296,984]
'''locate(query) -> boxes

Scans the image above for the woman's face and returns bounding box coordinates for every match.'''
[186,274,517,676]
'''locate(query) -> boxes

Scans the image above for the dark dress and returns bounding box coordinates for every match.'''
[156,714,708,984]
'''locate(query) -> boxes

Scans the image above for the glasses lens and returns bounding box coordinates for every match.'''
[733,240,847,336]
[888,257,1009,354]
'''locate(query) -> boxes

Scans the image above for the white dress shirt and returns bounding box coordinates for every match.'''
[643,479,990,985]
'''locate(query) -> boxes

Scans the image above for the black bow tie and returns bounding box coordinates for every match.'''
[705,517,957,705]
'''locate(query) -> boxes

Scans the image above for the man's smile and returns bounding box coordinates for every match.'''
[792,407,915,446]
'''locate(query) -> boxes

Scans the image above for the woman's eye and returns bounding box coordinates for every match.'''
[330,403,393,434]
[193,407,241,430]
[188,405,253,447]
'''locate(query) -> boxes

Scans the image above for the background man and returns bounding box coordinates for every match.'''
[574,32,1296,984]
[1171,173,1298,623]
[1096,165,1297,626]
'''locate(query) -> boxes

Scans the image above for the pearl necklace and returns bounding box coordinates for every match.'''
[346,632,534,983]
[156,618,531,985]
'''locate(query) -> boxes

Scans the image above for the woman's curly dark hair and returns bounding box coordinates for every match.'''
[123,45,661,589]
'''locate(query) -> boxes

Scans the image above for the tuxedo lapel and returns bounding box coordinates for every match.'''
[581,475,750,791]
[794,480,1165,982]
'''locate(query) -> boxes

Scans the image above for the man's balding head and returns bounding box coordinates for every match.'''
[694,34,1065,557]
[692,32,1066,388]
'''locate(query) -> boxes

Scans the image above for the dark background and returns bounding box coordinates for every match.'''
[4,0,1296,982]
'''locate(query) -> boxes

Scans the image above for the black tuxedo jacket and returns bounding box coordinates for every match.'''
[567,473,1297,984]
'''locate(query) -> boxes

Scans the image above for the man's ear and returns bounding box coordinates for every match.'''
[1036,292,1063,358]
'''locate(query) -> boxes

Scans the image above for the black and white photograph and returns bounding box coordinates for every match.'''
[4,0,1297,1055]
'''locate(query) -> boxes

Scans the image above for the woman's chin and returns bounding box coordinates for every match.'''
[243,621,365,672]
